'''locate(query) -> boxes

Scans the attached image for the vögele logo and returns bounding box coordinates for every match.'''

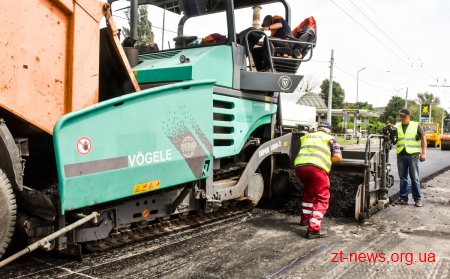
[278,75,292,91]
[181,136,197,158]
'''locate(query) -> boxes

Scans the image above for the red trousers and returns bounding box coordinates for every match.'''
[295,165,330,232]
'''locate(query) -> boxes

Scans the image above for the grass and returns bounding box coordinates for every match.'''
[335,135,368,145]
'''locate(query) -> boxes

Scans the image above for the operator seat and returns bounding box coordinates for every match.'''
[272,16,317,74]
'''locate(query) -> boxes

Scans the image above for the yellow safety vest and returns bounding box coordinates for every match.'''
[395,121,421,154]
[294,131,334,173]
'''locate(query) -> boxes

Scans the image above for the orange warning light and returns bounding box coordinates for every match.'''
[142,209,150,218]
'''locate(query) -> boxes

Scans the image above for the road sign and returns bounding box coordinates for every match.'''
[420,104,431,123]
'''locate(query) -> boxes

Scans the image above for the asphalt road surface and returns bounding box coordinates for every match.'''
[343,144,448,197]
[1,147,450,279]
[388,147,450,197]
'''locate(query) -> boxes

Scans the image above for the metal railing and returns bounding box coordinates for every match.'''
[243,30,315,72]
[244,30,274,72]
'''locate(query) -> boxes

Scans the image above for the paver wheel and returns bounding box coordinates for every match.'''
[0,169,16,259]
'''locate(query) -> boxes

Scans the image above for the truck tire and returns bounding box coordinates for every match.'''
[0,169,16,259]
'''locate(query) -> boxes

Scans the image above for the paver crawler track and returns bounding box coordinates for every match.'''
[85,201,253,252]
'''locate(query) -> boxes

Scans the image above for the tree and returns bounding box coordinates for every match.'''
[320,79,345,109]
[351,101,374,110]
[416,92,443,123]
[381,96,405,123]
[407,101,419,121]
[122,5,154,45]
[320,79,346,131]
[370,121,388,134]
[298,74,321,94]
[348,101,383,132]
[417,92,440,106]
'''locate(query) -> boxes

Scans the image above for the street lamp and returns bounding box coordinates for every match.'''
[356,67,366,103]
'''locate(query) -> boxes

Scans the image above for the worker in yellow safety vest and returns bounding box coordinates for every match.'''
[394,108,427,207]
[294,122,342,239]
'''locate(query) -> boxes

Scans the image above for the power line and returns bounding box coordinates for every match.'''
[357,0,439,81]
[346,0,412,61]
[334,64,393,95]
[360,0,405,43]
[359,0,420,60]
[328,1,411,72]
[335,64,437,90]
[329,0,433,83]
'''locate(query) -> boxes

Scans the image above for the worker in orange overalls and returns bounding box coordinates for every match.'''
[200,33,227,45]
[291,16,317,58]
[294,122,342,239]
[292,16,317,39]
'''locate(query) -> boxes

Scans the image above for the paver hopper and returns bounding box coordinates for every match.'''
[330,135,394,220]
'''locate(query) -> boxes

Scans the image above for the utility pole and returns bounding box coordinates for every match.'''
[405,87,408,108]
[356,67,366,103]
[327,50,334,124]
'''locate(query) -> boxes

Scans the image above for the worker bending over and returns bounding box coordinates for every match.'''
[249,15,291,71]
[294,122,342,239]
[260,15,292,45]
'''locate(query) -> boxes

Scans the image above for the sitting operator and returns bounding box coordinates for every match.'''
[249,15,291,71]
[291,16,317,59]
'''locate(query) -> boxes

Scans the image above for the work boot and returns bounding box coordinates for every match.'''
[306,230,327,239]
[415,200,423,207]
[299,220,309,226]
[395,198,408,205]
[293,48,303,59]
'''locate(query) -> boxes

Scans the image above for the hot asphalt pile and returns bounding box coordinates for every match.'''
[264,170,362,218]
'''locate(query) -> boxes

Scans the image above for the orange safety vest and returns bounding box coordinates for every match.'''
[292,16,317,37]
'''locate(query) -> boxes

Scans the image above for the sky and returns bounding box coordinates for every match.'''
[287,0,450,108]
[110,0,450,109]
